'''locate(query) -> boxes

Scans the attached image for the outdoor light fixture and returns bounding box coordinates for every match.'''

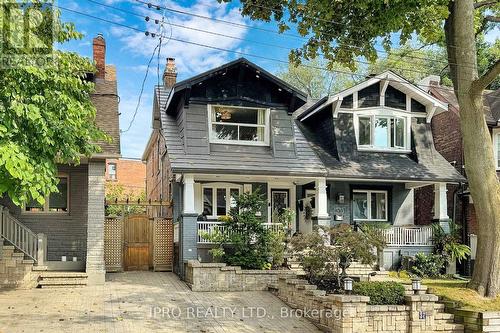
[343,277,353,294]
[412,277,421,294]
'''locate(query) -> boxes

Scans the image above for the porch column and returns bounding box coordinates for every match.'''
[179,174,198,278]
[86,161,106,285]
[314,177,330,227]
[183,174,196,214]
[433,182,450,233]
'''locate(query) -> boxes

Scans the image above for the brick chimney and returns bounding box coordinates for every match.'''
[93,33,106,80]
[163,57,177,88]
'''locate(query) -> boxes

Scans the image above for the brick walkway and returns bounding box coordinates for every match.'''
[0,272,321,333]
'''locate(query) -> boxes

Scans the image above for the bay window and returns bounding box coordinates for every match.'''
[352,190,388,221]
[209,105,269,145]
[25,175,69,213]
[356,115,407,150]
[202,185,241,218]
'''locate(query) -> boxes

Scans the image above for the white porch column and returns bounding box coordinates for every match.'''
[183,174,196,214]
[314,178,330,227]
[433,182,450,233]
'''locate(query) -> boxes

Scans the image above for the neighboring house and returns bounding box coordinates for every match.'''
[414,76,499,273]
[105,158,146,197]
[143,58,464,277]
[0,34,120,286]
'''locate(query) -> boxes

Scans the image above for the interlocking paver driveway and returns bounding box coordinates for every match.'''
[0,272,321,333]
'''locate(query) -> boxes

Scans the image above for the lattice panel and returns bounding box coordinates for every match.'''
[153,218,174,271]
[104,217,123,272]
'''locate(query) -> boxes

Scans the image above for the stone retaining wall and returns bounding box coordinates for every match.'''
[449,308,500,333]
[185,260,296,292]
[271,275,462,333]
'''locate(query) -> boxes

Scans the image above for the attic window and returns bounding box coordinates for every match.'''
[208,105,270,146]
[341,94,353,108]
[358,82,380,108]
[385,85,406,110]
[411,98,426,113]
[356,115,408,151]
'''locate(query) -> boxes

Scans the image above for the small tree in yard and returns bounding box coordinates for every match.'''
[202,190,275,269]
[291,224,386,293]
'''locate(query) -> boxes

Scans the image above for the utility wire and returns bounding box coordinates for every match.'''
[85,0,478,76]
[56,4,499,99]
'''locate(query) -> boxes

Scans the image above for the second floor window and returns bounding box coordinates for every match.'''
[357,115,407,150]
[108,163,117,180]
[209,105,269,145]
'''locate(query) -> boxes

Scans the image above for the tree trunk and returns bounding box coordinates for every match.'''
[445,0,500,298]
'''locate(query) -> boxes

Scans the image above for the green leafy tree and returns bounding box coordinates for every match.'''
[0,1,107,206]
[223,0,500,297]
[105,183,146,216]
[202,190,273,269]
[276,58,356,98]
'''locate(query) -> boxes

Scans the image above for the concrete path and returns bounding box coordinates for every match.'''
[0,271,321,333]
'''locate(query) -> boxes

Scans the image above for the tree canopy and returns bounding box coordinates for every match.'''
[0,1,106,205]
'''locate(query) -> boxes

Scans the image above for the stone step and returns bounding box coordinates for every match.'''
[40,272,88,278]
[434,322,464,332]
[2,245,14,251]
[434,303,446,312]
[39,278,88,286]
[436,313,455,321]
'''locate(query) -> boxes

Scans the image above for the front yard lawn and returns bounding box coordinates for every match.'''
[388,273,500,311]
[424,279,500,311]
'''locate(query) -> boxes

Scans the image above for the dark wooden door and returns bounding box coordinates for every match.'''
[124,214,151,271]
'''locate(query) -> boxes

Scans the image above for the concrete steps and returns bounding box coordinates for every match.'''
[0,244,38,289]
[38,272,88,288]
[434,303,465,333]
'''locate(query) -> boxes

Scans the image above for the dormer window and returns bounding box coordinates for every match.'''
[358,116,407,150]
[208,105,270,146]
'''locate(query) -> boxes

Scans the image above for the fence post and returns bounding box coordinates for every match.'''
[37,233,47,266]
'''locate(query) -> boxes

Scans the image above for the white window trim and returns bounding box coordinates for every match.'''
[493,129,500,170]
[354,113,410,152]
[23,174,70,214]
[201,182,243,219]
[352,189,388,222]
[207,104,271,146]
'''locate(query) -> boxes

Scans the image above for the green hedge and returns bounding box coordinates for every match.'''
[353,281,406,305]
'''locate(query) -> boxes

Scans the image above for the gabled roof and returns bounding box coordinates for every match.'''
[297,70,449,121]
[160,58,307,114]
[429,85,500,126]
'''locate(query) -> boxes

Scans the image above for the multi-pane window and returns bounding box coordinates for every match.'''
[108,163,117,180]
[209,105,268,145]
[357,116,406,149]
[25,176,69,213]
[202,186,241,218]
[352,190,387,221]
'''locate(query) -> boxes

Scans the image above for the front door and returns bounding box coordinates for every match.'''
[271,190,289,222]
[124,214,152,271]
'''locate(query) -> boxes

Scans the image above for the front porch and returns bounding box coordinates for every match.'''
[175,174,451,274]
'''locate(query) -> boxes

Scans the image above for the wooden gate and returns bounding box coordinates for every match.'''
[124,214,151,271]
[104,206,173,272]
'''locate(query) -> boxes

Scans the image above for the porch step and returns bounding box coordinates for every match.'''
[38,272,88,288]
[0,243,37,289]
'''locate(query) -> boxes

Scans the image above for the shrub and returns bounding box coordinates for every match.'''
[409,253,446,278]
[432,221,471,265]
[353,281,406,305]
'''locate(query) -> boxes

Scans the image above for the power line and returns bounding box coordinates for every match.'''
[121,42,161,133]
[133,0,478,60]
[56,4,498,99]
[84,0,476,77]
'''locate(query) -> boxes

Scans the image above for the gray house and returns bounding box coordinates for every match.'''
[143,58,464,276]
[0,34,120,287]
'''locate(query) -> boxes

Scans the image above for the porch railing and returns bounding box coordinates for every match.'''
[197,221,283,244]
[382,225,433,247]
[0,206,40,261]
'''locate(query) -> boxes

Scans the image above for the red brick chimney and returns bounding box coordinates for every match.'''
[93,33,106,80]
[163,57,177,88]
